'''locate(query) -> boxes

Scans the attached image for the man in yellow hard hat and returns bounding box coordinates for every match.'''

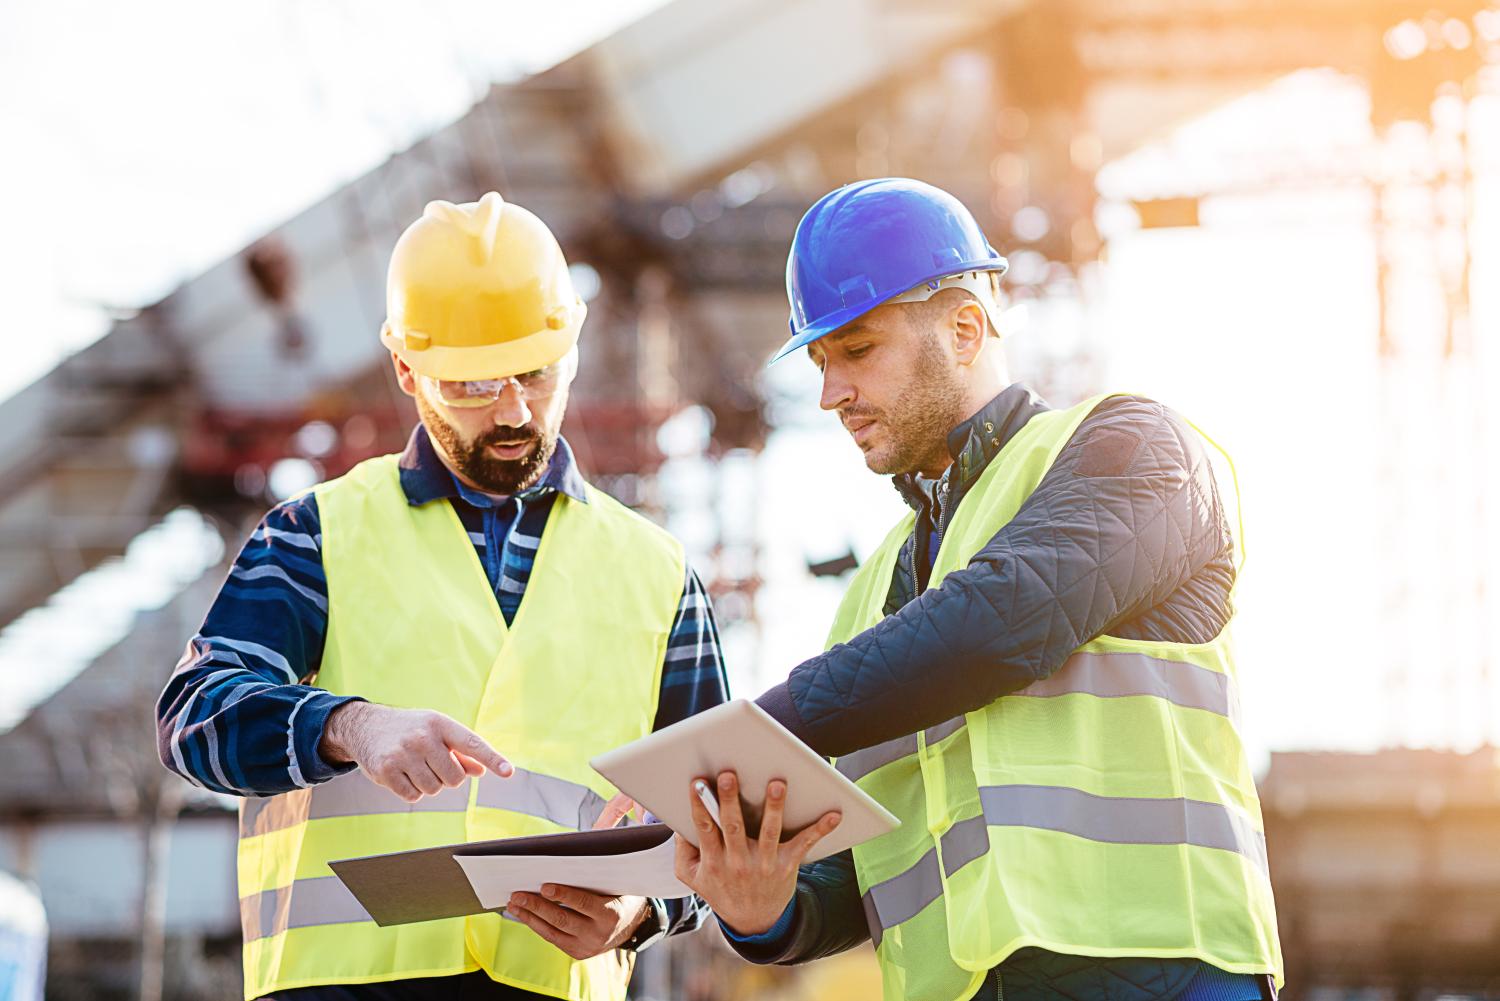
[157,192,729,1001]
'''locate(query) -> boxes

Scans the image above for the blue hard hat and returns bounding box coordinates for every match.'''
[772,177,1009,364]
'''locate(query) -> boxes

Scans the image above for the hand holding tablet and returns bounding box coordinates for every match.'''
[590,699,898,862]
[674,769,845,937]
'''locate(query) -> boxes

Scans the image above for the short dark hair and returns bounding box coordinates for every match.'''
[901,279,1002,337]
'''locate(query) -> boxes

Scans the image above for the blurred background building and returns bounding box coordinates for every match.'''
[0,0,1497,998]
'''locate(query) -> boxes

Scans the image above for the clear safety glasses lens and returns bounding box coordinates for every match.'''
[421,362,565,408]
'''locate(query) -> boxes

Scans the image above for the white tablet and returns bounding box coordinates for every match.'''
[590,699,899,862]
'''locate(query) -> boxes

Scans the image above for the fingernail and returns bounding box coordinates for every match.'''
[499,763,513,777]
[542,884,556,898]
[719,772,734,789]
[769,781,786,798]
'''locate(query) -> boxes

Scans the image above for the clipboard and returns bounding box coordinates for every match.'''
[329,823,673,926]
[590,699,899,862]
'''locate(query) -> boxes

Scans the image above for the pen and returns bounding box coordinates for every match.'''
[693,779,722,829]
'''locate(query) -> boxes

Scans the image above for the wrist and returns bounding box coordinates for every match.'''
[722,899,796,943]
[318,700,371,765]
[621,898,664,952]
[725,901,789,937]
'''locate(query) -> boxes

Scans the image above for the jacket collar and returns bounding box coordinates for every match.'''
[396,425,589,508]
[892,382,1050,514]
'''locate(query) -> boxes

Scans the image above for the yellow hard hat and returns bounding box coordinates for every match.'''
[380,192,586,381]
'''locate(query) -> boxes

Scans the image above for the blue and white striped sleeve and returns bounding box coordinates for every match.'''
[155,494,364,797]
[653,567,731,731]
[653,565,731,938]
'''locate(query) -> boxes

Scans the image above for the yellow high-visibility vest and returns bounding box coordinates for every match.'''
[236,453,685,1001]
[827,395,1283,1001]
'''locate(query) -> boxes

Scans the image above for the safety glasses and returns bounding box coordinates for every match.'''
[419,356,570,409]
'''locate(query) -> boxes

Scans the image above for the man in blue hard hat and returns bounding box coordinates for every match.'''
[675,178,1284,1001]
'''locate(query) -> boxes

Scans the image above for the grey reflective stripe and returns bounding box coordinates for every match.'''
[835,734,918,783]
[240,766,606,839]
[863,845,941,948]
[923,716,967,746]
[979,785,1269,875]
[862,816,988,946]
[240,795,282,837]
[1017,651,1238,722]
[835,718,968,784]
[240,876,371,942]
[475,767,608,830]
[862,787,1269,943]
[840,654,1238,785]
[240,774,470,838]
[939,814,988,877]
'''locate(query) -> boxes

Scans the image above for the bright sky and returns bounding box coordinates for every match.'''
[1,5,1495,759]
[1095,72,1499,757]
[743,70,1500,764]
[0,0,669,402]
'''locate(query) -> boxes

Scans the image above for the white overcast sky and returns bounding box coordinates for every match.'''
[0,0,668,402]
[1,5,1496,757]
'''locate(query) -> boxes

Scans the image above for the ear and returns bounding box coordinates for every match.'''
[391,352,418,398]
[950,299,988,366]
[559,343,582,389]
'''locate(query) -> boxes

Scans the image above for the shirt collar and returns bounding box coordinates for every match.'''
[892,382,1050,514]
[397,425,590,508]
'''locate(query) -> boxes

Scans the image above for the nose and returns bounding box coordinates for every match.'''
[819,361,854,413]
[489,381,532,428]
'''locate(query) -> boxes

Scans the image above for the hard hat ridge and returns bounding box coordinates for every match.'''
[424,192,507,267]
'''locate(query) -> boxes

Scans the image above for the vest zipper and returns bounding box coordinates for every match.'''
[991,967,1003,1001]
[912,477,953,599]
[933,478,952,572]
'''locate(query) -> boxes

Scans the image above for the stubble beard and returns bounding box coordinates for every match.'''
[416,393,558,496]
[857,333,967,476]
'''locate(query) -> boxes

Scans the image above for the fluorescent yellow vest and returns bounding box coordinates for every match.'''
[828,395,1283,1001]
[236,453,685,1001]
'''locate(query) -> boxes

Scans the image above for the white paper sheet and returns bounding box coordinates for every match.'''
[452,836,691,909]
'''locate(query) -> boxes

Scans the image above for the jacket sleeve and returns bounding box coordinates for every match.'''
[721,850,871,965]
[757,398,1235,757]
[155,494,363,797]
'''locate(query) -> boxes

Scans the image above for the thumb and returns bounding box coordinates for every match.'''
[441,720,513,777]
[593,792,638,830]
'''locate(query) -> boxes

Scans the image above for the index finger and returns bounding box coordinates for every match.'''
[441,720,513,777]
[592,792,637,831]
[716,771,749,856]
[757,779,787,855]
[688,779,724,858]
[539,883,611,920]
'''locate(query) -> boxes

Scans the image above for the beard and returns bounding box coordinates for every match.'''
[845,330,967,476]
[416,392,558,496]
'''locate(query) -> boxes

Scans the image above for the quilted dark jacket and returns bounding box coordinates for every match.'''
[740,385,1250,1001]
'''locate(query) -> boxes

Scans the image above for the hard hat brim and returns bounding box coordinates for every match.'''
[769,258,1008,365]
[382,312,583,381]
